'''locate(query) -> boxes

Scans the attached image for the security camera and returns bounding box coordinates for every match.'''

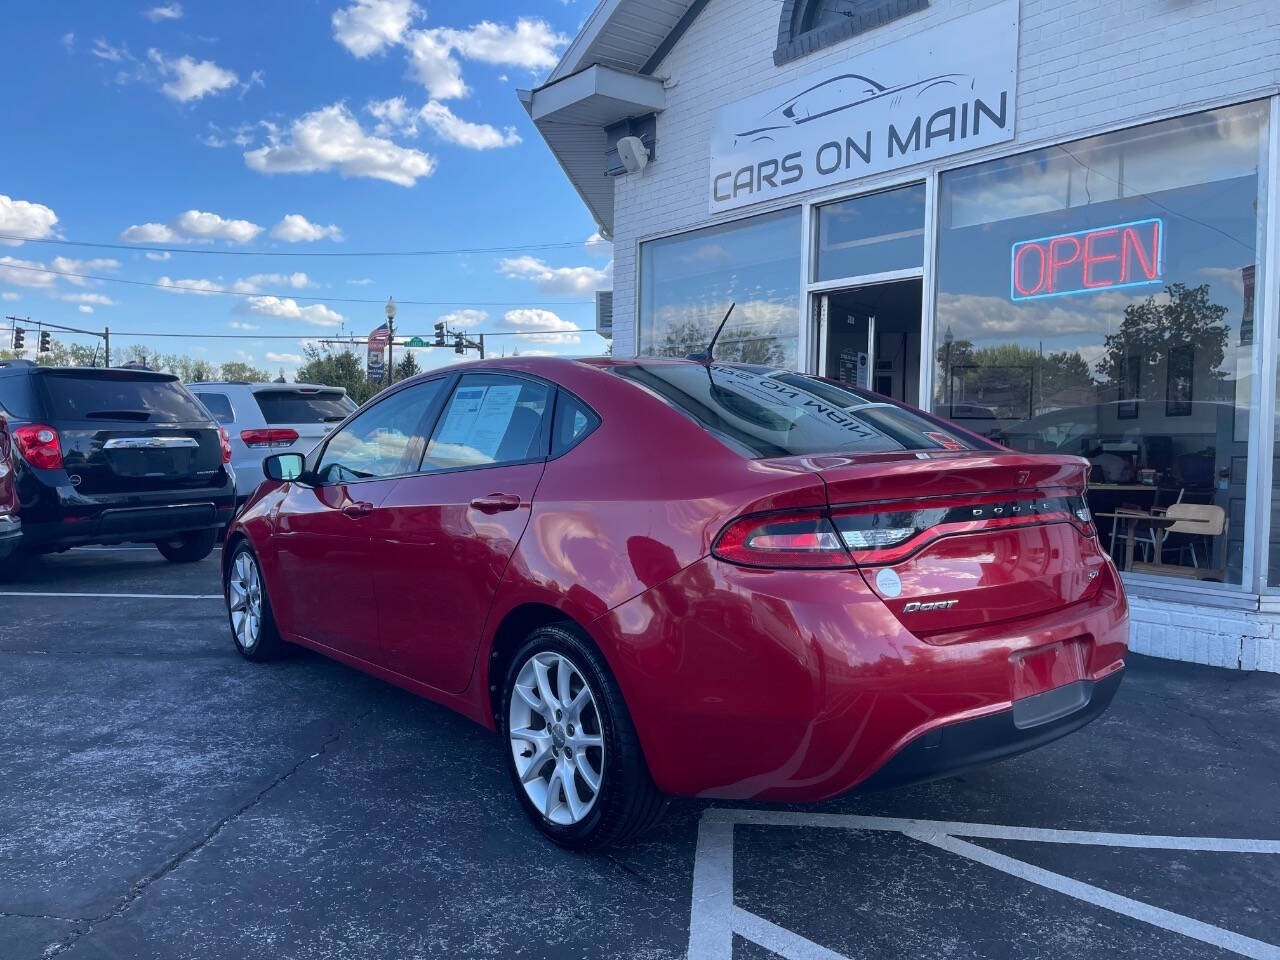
[616,135,649,175]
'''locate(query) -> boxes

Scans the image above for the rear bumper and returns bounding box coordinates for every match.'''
[0,514,21,560]
[592,554,1129,802]
[859,667,1124,791]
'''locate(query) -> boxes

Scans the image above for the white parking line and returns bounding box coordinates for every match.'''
[0,591,222,599]
[688,808,1280,960]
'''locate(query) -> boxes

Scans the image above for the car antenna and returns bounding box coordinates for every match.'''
[687,301,735,365]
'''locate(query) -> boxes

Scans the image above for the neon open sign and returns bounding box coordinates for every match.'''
[1010,218,1164,301]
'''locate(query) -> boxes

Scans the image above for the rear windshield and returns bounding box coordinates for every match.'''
[39,372,210,424]
[253,389,354,425]
[611,362,991,458]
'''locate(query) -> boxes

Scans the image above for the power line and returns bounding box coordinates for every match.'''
[0,261,594,306]
[0,323,595,341]
[0,233,607,258]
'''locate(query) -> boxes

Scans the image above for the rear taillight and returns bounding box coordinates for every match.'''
[713,509,854,568]
[714,493,1096,570]
[218,427,234,464]
[239,428,298,449]
[13,424,63,470]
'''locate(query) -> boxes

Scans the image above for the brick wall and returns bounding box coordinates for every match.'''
[1128,596,1280,672]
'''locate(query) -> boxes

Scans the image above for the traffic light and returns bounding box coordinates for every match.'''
[38,330,51,353]
[454,332,465,355]
[434,321,446,347]
[11,327,24,351]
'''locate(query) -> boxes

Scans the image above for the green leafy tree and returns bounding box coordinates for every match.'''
[295,344,379,403]
[393,349,420,380]
[218,360,271,383]
[937,340,1097,417]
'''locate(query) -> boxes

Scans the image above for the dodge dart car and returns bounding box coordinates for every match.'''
[223,357,1128,849]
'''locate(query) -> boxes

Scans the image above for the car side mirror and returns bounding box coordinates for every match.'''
[263,452,306,483]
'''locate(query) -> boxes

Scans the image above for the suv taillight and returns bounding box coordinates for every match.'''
[13,424,64,470]
[218,427,234,464]
[239,428,298,449]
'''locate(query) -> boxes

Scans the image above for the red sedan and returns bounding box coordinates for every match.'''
[223,357,1128,849]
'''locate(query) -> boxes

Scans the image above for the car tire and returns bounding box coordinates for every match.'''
[501,623,667,850]
[155,529,218,564]
[225,543,287,661]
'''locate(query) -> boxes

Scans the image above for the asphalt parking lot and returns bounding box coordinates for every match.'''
[2,548,1278,960]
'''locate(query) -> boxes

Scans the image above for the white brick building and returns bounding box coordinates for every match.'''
[524,0,1280,672]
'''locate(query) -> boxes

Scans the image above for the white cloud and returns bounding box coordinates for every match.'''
[265,351,304,365]
[50,257,120,285]
[418,101,519,149]
[148,49,238,103]
[229,320,259,330]
[499,255,611,295]
[332,0,420,57]
[121,209,263,245]
[143,3,183,22]
[238,296,344,327]
[503,308,579,344]
[365,96,418,137]
[92,39,130,62]
[584,231,612,258]
[244,103,436,187]
[0,195,59,246]
[156,276,224,295]
[937,291,1136,341]
[55,292,116,306]
[405,30,468,100]
[347,277,375,285]
[0,256,57,288]
[435,18,567,71]
[79,305,94,314]
[270,214,343,243]
[2,292,21,301]
[231,272,312,294]
[440,308,487,328]
[146,250,172,261]
[61,32,75,52]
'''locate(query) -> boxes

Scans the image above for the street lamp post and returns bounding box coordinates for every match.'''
[385,296,397,383]
[943,324,954,419]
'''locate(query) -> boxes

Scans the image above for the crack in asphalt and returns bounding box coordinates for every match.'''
[1122,686,1248,750]
[0,911,86,922]
[37,706,375,959]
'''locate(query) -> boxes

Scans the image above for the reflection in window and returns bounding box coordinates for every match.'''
[934,100,1269,586]
[317,380,442,482]
[639,208,801,367]
[814,183,925,281]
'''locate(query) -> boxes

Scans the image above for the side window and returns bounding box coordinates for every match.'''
[422,374,549,471]
[316,379,446,483]
[193,392,235,424]
[551,391,599,457]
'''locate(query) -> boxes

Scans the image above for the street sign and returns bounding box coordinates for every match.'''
[406,336,426,348]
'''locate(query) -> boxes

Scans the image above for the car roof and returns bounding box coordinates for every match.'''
[190,381,347,392]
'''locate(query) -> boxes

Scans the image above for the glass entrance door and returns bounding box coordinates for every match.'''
[819,278,923,403]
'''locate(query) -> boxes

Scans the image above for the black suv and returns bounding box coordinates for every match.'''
[0,361,236,576]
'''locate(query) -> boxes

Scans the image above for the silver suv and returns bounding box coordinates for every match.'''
[189,382,356,501]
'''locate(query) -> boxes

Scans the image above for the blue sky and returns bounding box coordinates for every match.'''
[1,0,609,376]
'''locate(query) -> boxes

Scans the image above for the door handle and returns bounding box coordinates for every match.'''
[341,500,374,518]
[470,493,521,513]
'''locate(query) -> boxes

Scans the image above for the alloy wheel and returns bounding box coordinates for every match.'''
[228,551,263,651]
[509,651,605,826]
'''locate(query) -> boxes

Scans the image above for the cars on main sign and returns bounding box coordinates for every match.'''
[222,357,1128,849]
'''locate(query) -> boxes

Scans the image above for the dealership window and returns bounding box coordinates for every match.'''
[933,101,1269,587]
[639,208,802,367]
[814,182,925,281]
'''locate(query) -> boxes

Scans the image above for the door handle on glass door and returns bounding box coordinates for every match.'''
[342,500,374,518]
[470,493,521,513]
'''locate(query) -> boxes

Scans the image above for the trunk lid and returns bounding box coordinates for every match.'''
[779,450,1105,637]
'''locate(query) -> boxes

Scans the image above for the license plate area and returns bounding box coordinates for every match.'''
[1010,637,1089,701]
[108,449,198,478]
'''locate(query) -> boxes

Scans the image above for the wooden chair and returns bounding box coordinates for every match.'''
[1130,503,1227,581]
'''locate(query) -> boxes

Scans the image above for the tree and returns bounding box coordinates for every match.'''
[936,339,1097,417]
[295,344,379,403]
[218,360,271,383]
[1096,283,1229,400]
[394,350,420,380]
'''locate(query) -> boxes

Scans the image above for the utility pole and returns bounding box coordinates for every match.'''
[478,333,485,359]
[104,326,110,367]
[385,296,397,384]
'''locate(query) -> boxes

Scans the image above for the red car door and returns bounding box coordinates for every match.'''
[270,378,449,665]
[371,373,552,693]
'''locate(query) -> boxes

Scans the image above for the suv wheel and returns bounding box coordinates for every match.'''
[226,543,286,661]
[501,624,666,850]
[155,529,217,564]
